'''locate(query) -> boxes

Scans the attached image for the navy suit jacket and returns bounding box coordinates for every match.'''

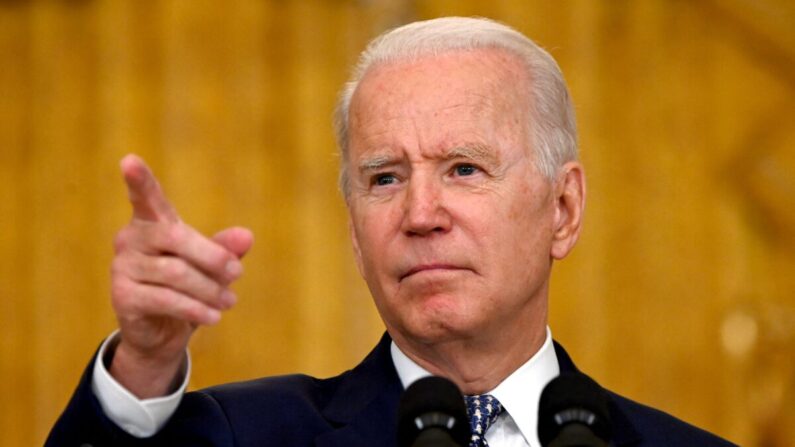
[47,333,736,446]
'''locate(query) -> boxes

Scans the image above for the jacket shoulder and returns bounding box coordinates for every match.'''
[166,372,350,446]
[609,391,738,446]
[197,371,346,413]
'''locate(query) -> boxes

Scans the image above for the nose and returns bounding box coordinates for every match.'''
[401,176,452,237]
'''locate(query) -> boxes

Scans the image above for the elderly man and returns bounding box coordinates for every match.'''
[48,17,734,447]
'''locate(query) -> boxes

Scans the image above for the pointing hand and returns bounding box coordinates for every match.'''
[108,154,254,398]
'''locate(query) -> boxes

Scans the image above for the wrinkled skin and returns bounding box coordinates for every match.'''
[345,48,585,392]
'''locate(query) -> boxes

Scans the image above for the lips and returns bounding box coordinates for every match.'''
[399,264,468,281]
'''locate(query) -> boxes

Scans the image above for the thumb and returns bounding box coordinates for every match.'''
[213,227,254,258]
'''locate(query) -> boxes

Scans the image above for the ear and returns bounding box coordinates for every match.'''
[550,161,586,260]
[349,217,366,277]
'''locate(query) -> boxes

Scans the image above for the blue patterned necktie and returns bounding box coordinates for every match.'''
[464,394,503,447]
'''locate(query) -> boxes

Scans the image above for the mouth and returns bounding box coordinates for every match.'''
[399,264,469,281]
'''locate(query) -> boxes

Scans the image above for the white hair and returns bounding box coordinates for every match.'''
[334,16,578,196]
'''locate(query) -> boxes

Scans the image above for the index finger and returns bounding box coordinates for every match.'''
[120,154,180,223]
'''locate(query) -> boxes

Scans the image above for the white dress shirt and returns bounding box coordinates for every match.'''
[390,327,559,447]
[93,328,559,445]
[91,331,189,438]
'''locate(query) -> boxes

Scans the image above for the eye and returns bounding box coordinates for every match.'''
[454,164,479,176]
[373,173,397,186]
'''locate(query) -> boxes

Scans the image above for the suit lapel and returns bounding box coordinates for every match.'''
[313,336,643,447]
[315,333,403,447]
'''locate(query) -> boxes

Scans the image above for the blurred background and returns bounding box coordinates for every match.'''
[1,0,794,445]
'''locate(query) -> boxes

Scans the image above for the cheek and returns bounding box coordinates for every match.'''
[499,185,556,259]
[353,205,400,269]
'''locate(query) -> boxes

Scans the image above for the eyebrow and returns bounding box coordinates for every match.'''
[445,144,499,167]
[357,143,500,174]
[358,154,396,174]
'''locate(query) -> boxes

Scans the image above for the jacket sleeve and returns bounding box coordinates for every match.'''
[46,349,153,446]
[45,348,235,447]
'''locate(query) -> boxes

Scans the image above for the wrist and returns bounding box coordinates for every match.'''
[109,339,187,399]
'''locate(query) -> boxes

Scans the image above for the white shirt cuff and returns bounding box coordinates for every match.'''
[90,330,190,438]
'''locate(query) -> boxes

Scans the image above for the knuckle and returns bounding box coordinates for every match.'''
[113,228,131,253]
[155,288,178,309]
[159,258,188,283]
[110,279,134,307]
[163,224,186,250]
[147,288,181,318]
[110,256,126,277]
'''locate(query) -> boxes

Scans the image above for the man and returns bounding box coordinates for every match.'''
[47,17,735,447]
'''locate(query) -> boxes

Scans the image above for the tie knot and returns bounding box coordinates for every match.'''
[464,394,503,447]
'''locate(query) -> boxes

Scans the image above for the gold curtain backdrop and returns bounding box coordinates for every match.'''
[1,0,793,445]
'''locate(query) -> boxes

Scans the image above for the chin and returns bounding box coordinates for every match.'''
[396,308,481,345]
[379,287,482,342]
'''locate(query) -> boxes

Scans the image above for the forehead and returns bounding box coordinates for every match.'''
[348,48,531,157]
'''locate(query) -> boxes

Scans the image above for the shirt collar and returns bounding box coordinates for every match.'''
[390,327,559,446]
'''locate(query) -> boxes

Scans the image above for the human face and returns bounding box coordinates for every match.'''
[346,49,562,346]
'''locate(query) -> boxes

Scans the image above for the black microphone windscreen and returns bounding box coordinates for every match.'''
[537,372,612,446]
[397,376,470,447]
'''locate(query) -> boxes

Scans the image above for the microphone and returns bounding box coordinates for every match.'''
[537,372,612,447]
[397,376,470,447]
